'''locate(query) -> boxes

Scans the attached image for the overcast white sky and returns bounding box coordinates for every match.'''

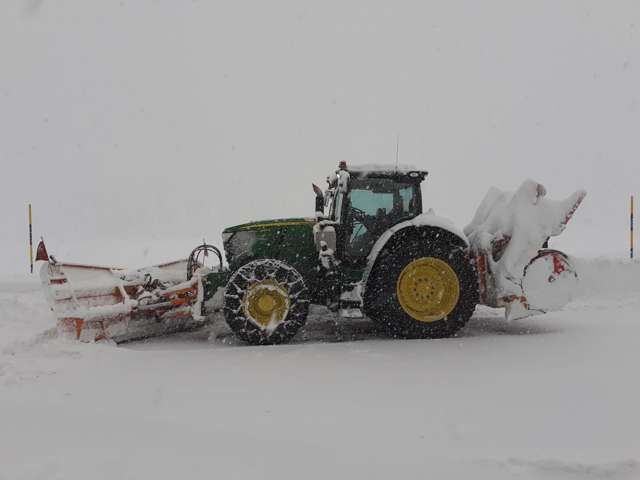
[1,1,639,274]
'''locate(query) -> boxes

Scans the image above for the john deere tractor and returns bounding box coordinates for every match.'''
[217,163,477,344]
[39,162,584,345]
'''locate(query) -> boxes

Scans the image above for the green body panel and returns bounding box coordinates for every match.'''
[222,217,321,295]
[202,270,230,302]
[339,263,368,285]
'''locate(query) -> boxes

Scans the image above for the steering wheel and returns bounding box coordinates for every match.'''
[351,207,381,233]
[351,207,367,222]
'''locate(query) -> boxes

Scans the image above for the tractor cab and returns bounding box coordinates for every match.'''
[315,163,428,265]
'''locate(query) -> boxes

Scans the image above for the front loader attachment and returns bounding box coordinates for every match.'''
[465,180,586,320]
[38,243,225,343]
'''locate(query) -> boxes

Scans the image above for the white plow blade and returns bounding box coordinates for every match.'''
[39,259,206,343]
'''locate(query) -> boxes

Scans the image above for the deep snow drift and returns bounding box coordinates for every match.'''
[1,258,639,479]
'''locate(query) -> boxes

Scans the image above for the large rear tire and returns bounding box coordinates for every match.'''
[224,259,309,345]
[364,229,477,339]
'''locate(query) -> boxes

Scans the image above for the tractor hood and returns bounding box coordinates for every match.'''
[222,218,318,275]
[223,217,315,233]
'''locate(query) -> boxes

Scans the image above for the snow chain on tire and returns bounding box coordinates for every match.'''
[224,259,309,345]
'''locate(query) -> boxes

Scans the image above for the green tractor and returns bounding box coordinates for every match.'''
[38,162,585,345]
[215,163,477,344]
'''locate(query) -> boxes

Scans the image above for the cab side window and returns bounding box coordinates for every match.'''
[345,179,418,257]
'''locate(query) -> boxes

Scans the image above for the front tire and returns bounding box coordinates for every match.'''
[364,229,477,339]
[224,259,309,345]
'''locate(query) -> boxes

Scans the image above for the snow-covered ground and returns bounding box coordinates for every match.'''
[1,258,639,480]
[2,2,638,478]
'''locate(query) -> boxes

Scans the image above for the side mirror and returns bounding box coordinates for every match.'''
[312,184,324,216]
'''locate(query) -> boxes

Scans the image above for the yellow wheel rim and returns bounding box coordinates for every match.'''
[243,279,290,329]
[396,257,460,323]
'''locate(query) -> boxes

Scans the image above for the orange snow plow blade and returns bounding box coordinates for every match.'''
[39,259,207,343]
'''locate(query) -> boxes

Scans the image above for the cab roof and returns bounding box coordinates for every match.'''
[347,166,428,182]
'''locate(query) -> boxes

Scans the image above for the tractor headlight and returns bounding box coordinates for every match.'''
[225,231,257,262]
[222,232,234,244]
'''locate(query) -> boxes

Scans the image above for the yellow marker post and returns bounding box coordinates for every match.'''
[28,204,33,273]
[632,195,635,260]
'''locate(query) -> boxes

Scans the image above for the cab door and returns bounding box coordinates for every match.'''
[340,179,420,262]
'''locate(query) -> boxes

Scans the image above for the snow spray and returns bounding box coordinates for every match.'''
[28,203,33,273]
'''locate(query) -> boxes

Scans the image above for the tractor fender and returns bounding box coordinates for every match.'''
[361,212,469,298]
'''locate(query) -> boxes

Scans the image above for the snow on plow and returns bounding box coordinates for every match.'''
[465,180,586,320]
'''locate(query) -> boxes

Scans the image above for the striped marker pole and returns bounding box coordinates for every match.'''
[28,203,34,273]
[632,195,635,260]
